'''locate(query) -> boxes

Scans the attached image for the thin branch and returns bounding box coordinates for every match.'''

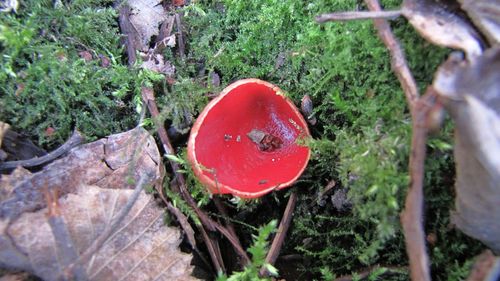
[119,5,137,66]
[174,13,185,59]
[260,190,298,277]
[362,1,430,280]
[213,198,239,247]
[0,130,84,171]
[200,224,225,274]
[141,87,251,267]
[364,0,419,111]
[316,10,402,23]
[401,89,436,281]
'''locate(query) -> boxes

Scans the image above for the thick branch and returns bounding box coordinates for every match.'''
[0,130,84,171]
[316,10,402,23]
[260,190,298,277]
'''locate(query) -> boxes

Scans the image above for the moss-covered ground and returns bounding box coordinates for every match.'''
[0,0,486,280]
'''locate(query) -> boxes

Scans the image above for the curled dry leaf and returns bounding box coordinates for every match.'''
[402,0,483,58]
[433,47,500,254]
[0,127,198,280]
[128,0,168,52]
[459,0,500,46]
[0,185,197,281]
[0,127,161,220]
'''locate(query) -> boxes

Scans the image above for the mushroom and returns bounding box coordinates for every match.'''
[187,79,311,198]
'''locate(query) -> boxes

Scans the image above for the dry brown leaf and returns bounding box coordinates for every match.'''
[128,0,168,52]
[0,127,198,280]
[0,185,196,281]
[0,127,161,220]
[402,0,483,58]
[459,0,500,46]
[433,47,500,254]
[142,53,176,76]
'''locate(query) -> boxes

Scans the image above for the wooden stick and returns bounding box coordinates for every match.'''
[175,13,185,59]
[316,10,402,23]
[118,5,137,66]
[141,87,251,267]
[259,190,298,277]
[364,0,419,112]
[363,1,430,280]
[0,130,84,171]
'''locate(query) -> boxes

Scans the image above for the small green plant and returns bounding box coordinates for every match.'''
[217,220,278,281]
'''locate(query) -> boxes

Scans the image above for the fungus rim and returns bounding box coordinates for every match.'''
[187,78,311,198]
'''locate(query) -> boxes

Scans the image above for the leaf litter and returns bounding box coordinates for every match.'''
[0,127,198,280]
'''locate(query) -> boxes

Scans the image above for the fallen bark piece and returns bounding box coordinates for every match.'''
[1,185,197,281]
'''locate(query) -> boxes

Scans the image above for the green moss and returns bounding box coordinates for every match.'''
[0,0,140,148]
[180,0,484,279]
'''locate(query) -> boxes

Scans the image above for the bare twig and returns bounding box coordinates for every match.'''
[213,198,239,246]
[0,131,84,171]
[44,188,88,281]
[364,0,419,111]
[400,89,435,281]
[260,190,298,277]
[333,265,408,281]
[119,5,137,66]
[316,10,402,23]
[200,225,225,273]
[63,174,149,277]
[363,1,430,280]
[141,87,251,267]
[175,13,185,59]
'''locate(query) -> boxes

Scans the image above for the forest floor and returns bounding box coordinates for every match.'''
[1,0,497,281]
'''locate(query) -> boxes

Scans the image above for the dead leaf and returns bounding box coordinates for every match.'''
[128,0,168,52]
[433,47,500,254]
[0,185,197,281]
[402,0,483,58]
[459,0,500,46]
[0,127,198,280]
[141,53,176,76]
[0,127,161,220]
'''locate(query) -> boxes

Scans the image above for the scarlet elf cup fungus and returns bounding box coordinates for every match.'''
[187,79,311,198]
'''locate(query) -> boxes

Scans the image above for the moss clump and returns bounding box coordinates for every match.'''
[0,0,140,148]
[179,0,485,279]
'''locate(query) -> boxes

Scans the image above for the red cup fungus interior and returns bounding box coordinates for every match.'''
[187,79,311,198]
